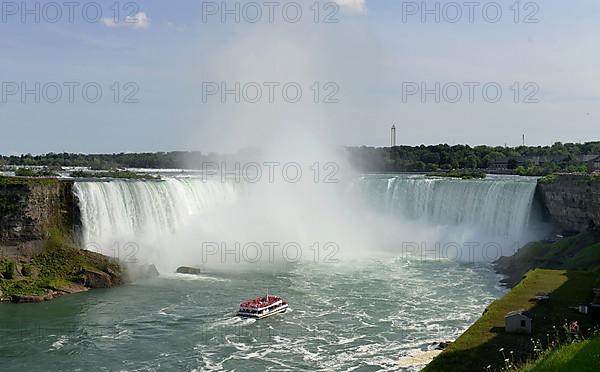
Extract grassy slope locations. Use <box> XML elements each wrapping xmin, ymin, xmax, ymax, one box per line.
<box><xmin>519</xmin><ymin>335</ymin><xmax>600</xmax><ymax>371</ymax></box>
<box><xmin>1</xmin><ymin>229</ymin><xmax>122</xmax><ymax>299</ymax></box>
<box><xmin>495</xmin><ymin>230</ymin><xmax>600</xmax><ymax>287</ymax></box>
<box><xmin>517</xmin><ymin>233</ymin><xmax>600</xmax><ymax>271</ymax></box>
<box><xmin>424</xmin><ymin>269</ymin><xmax>600</xmax><ymax>372</ymax></box>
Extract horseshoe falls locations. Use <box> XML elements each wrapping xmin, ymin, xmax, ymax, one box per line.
<box><xmin>8</xmin><ymin>173</ymin><xmax>545</xmax><ymax>371</ymax></box>
<box><xmin>73</xmin><ymin>174</ymin><xmax>543</xmax><ymax>262</ymax></box>
<box><xmin>353</xmin><ymin>174</ymin><xmax>541</xmax><ymax>241</ymax></box>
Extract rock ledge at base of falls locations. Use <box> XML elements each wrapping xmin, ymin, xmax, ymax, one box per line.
<box><xmin>176</xmin><ymin>266</ymin><xmax>202</xmax><ymax>275</ymax></box>
<box><xmin>0</xmin><ymin>177</ymin><xmax>132</xmax><ymax>304</ymax></box>
<box><xmin>10</xmin><ymin>285</ymin><xmax>88</xmax><ymax>304</ymax></box>
<box><xmin>0</xmin><ymin>177</ymin><xmax>164</xmax><ymax>304</ymax></box>
<box><xmin>1</xmin><ymin>246</ymin><xmax>128</xmax><ymax>303</ymax></box>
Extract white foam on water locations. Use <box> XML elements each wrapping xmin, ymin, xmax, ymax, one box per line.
<box><xmin>49</xmin><ymin>335</ymin><xmax>69</xmax><ymax>351</ymax></box>
<box><xmin>159</xmin><ymin>273</ymin><xmax>229</xmax><ymax>282</ymax></box>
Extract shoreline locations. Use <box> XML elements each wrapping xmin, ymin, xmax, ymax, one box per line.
<box><xmin>398</xmin><ymin>350</ymin><xmax>443</xmax><ymax>369</ymax></box>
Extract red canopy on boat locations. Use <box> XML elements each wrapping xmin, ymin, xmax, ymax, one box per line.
<box><xmin>240</xmin><ymin>296</ymin><xmax>282</xmax><ymax>308</ymax></box>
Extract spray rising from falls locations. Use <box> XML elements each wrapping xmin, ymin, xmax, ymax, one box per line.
<box><xmin>73</xmin><ymin>175</ymin><xmax>542</xmax><ymax>267</ymax></box>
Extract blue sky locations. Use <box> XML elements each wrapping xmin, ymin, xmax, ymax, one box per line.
<box><xmin>0</xmin><ymin>0</ymin><xmax>599</xmax><ymax>154</ymax></box>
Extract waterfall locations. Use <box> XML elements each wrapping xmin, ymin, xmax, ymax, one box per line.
<box><xmin>73</xmin><ymin>174</ymin><xmax>541</xmax><ymax>265</ymax></box>
<box><xmin>354</xmin><ymin>175</ymin><xmax>539</xmax><ymax>240</ymax></box>
<box><xmin>74</xmin><ymin>178</ymin><xmax>238</xmax><ymax>247</ymax></box>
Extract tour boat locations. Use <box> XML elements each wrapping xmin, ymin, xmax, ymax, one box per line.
<box><xmin>237</xmin><ymin>293</ymin><xmax>288</xmax><ymax>319</ymax></box>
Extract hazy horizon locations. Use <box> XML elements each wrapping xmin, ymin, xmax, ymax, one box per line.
<box><xmin>3</xmin><ymin>140</ymin><xmax>600</xmax><ymax>158</ymax></box>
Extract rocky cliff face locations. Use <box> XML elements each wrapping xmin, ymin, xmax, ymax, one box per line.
<box><xmin>536</xmin><ymin>175</ymin><xmax>600</xmax><ymax>234</ymax></box>
<box><xmin>0</xmin><ymin>177</ymin><xmax>158</xmax><ymax>303</ymax></box>
<box><xmin>0</xmin><ymin>178</ymin><xmax>79</xmax><ymax>257</ymax></box>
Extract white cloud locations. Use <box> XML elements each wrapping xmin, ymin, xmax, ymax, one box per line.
<box><xmin>102</xmin><ymin>12</ymin><xmax>150</xmax><ymax>30</ymax></box>
<box><xmin>335</xmin><ymin>0</ymin><xmax>367</xmax><ymax>13</ymax></box>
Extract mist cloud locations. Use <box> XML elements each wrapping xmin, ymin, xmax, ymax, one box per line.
<box><xmin>335</xmin><ymin>0</ymin><xmax>367</xmax><ymax>14</ymax></box>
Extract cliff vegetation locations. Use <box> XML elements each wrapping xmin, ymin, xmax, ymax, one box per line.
<box><xmin>1</xmin><ymin>228</ymin><xmax>123</xmax><ymax>302</ymax></box>
<box><xmin>424</xmin><ymin>269</ymin><xmax>600</xmax><ymax>372</ymax></box>
<box><xmin>0</xmin><ymin>177</ymin><xmax>125</xmax><ymax>303</ymax></box>
<box><xmin>495</xmin><ymin>229</ymin><xmax>600</xmax><ymax>287</ymax></box>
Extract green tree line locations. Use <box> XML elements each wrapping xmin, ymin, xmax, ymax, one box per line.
<box><xmin>344</xmin><ymin>142</ymin><xmax>600</xmax><ymax>174</ymax></box>
<box><xmin>1</xmin><ymin>142</ymin><xmax>599</xmax><ymax>174</ymax></box>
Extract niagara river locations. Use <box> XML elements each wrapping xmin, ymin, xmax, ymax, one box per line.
<box><xmin>0</xmin><ymin>174</ymin><xmax>543</xmax><ymax>371</ymax></box>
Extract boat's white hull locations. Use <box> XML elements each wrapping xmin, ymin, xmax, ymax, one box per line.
<box><xmin>237</xmin><ymin>304</ymin><xmax>289</xmax><ymax>319</ymax></box>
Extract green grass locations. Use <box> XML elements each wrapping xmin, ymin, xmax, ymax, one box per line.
<box><xmin>0</xmin><ymin>229</ymin><xmax>123</xmax><ymax>300</ymax></box>
<box><xmin>0</xmin><ymin>279</ymin><xmax>49</xmax><ymax>296</ymax></box>
<box><xmin>495</xmin><ymin>231</ymin><xmax>600</xmax><ymax>287</ymax></box>
<box><xmin>538</xmin><ymin>174</ymin><xmax>558</xmax><ymax>184</ymax></box>
<box><xmin>519</xmin><ymin>236</ymin><xmax>600</xmax><ymax>271</ymax></box>
<box><xmin>519</xmin><ymin>335</ymin><xmax>600</xmax><ymax>371</ymax></box>
<box><xmin>564</xmin><ymin>244</ymin><xmax>600</xmax><ymax>272</ymax></box>
<box><xmin>539</xmin><ymin>173</ymin><xmax>600</xmax><ymax>185</ymax></box>
<box><xmin>424</xmin><ymin>269</ymin><xmax>600</xmax><ymax>372</ymax></box>
<box><xmin>31</xmin><ymin>230</ymin><xmax>86</xmax><ymax>278</ymax></box>
<box><xmin>0</xmin><ymin>259</ymin><xmax>17</xmax><ymax>279</ymax></box>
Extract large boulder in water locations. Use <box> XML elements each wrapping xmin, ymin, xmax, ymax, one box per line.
<box><xmin>125</xmin><ymin>263</ymin><xmax>160</xmax><ymax>282</ymax></box>
<box><xmin>176</xmin><ymin>266</ymin><xmax>201</xmax><ymax>275</ymax></box>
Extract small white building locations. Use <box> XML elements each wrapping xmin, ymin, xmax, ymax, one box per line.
<box><xmin>505</xmin><ymin>309</ymin><xmax>533</xmax><ymax>334</ymax></box>
<box><xmin>579</xmin><ymin>304</ymin><xmax>589</xmax><ymax>315</ymax></box>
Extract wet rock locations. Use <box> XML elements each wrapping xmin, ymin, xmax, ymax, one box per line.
<box><xmin>58</xmin><ymin>283</ymin><xmax>88</xmax><ymax>294</ymax></box>
<box><xmin>11</xmin><ymin>294</ymin><xmax>45</xmax><ymax>303</ymax></box>
<box><xmin>434</xmin><ymin>341</ymin><xmax>452</xmax><ymax>350</ymax></box>
<box><xmin>126</xmin><ymin>263</ymin><xmax>160</xmax><ymax>282</ymax></box>
<box><xmin>176</xmin><ymin>266</ymin><xmax>201</xmax><ymax>275</ymax></box>
<box><xmin>44</xmin><ymin>291</ymin><xmax>61</xmax><ymax>301</ymax></box>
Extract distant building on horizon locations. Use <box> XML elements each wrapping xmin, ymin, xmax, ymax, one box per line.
<box><xmin>391</xmin><ymin>125</ymin><xmax>396</xmax><ymax>147</ymax></box>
